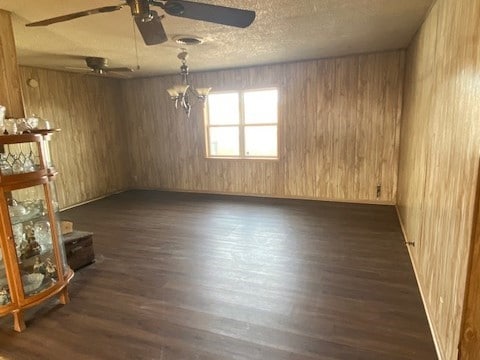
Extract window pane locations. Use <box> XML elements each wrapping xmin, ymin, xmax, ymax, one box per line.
<box><xmin>244</xmin><ymin>89</ymin><xmax>278</xmax><ymax>124</ymax></box>
<box><xmin>245</xmin><ymin>126</ymin><xmax>277</xmax><ymax>157</ymax></box>
<box><xmin>207</xmin><ymin>93</ymin><xmax>239</xmax><ymax>125</ymax></box>
<box><xmin>209</xmin><ymin>127</ymin><xmax>239</xmax><ymax>156</ymax></box>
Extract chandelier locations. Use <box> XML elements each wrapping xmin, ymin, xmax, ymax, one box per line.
<box><xmin>166</xmin><ymin>51</ymin><xmax>211</xmax><ymax>118</ymax></box>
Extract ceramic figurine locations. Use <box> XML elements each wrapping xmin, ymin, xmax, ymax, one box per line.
<box><xmin>44</xmin><ymin>258</ymin><xmax>56</xmax><ymax>278</ymax></box>
<box><xmin>18</xmin><ymin>239</ymin><xmax>28</xmax><ymax>256</ymax></box>
<box><xmin>21</xmin><ymin>237</ymin><xmax>41</xmax><ymax>260</ymax></box>
<box><xmin>33</xmin><ymin>256</ymin><xmax>43</xmax><ymax>273</ymax></box>
<box><xmin>0</xmin><ymin>286</ymin><xmax>10</xmax><ymax>305</ymax></box>
<box><xmin>24</xmin><ymin>222</ymin><xmax>35</xmax><ymax>240</ymax></box>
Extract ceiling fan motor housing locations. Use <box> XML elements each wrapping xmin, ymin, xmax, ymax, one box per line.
<box><xmin>86</xmin><ymin>57</ymin><xmax>108</xmax><ymax>70</ymax></box>
<box><xmin>164</xmin><ymin>1</ymin><xmax>185</xmax><ymax>16</ymax></box>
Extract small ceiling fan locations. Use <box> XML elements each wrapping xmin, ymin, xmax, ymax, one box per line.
<box><xmin>66</xmin><ymin>57</ymin><xmax>134</xmax><ymax>76</ymax></box>
<box><xmin>26</xmin><ymin>0</ymin><xmax>256</xmax><ymax>46</ymax></box>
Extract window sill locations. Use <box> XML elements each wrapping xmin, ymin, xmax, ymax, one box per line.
<box><xmin>205</xmin><ymin>156</ymin><xmax>279</xmax><ymax>161</ymax></box>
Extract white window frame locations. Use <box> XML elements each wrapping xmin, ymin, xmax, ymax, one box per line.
<box><xmin>205</xmin><ymin>88</ymin><xmax>279</xmax><ymax>159</ymax></box>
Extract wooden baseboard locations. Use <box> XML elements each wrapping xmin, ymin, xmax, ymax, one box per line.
<box><xmin>395</xmin><ymin>205</ymin><xmax>444</xmax><ymax>360</ymax></box>
<box><xmin>131</xmin><ymin>187</ymin><xmax>396</xmax><ymax>206</ymax></box>
<box><xmin>59</xmin><ymin>190</ymin><xmax>126</xmax><ymax>211</ymax></box>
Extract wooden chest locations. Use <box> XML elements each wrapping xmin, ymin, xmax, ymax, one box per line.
<box><xmin>63</xmin><ymin>231</ymin><xmax>95</xmax><ymax>271</ymax></box>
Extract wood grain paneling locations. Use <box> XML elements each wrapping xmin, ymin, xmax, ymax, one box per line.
<box><xmin>0</xmin><ymin>10</ymin><xmax>24</xmax><ymax>118</ymax></box>
<box><xmin>19</xmin><ymin>67</ymin><xmax>129</xmax><ymax>209</ymax></box>
<box><xmin>460</xmin><ymin>167</ymin><xmax>480</xmax><ymax>359</ymax></box>
<box><xmin>397</xmin><ymin>0</ymin><xmax>480</xmax><ymax>358</ymax></box>
<box><xmin>123</xmin><ymin>52</ymin><xmax>404</xmax><ymax>204</ymax></box>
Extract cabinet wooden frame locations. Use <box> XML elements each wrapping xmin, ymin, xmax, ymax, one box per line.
<box><xmin>459</xmin><ymin>163</ymin><xmax>480</xmax><ymax>359</ymax></box>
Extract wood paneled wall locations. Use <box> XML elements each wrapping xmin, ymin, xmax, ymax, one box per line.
<box><xmin>0</xmin><ymin>10</ymin><xmax>24</xmax><ymax>118</ymax></box>
<box><xmin>122</xmin><ymin>51</ymin><xmax>404</xmax><ymax>204</ymax></box>
<box><xmin>460</xmin><ymin>171</ymin><xmax>480</xmax><ymax>359</ymax></box>
<box><xmin>397</xmin><ymin>0</ymin><xmax>480</xmax><ymax>358</ymax></box>
<box><xmin>20</xmin><ymin>67</ymin><xmax>129</xmax><ymax>209</ymax></box>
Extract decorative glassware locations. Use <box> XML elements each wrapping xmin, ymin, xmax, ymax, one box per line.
<box><xmin>3</xmin><ymin>119</ymin><xmax>16</xmax><ymax>135</ymax></box>
<box><xmin>15</xmin><ymin>119</ymin><xmax>29</xmax><ymax>133</ymax></box>
<box><xmin>12</xmin><ymin>223</ymin><xmax>24</xmax><ymax>245</ymax></box>
<box><xmin>0</xmin><ymin>106</ymin><xmax>5</xmax><ymax>133</ymax></box>
<box><xmin>34</xmin><ymin>220</ymin><xmax>52</xmax><ymax>251</ymax></box>
<box><xmin>7</xmin><ymin>185</ymin><xmax>59</xmax><ymax>297</ymax></box>
<box><xmin>11</xmin><ymin>158</ymin><xmax>24</xmax><ymax>174</ymax></box>
<box><xmin>26</xmin><ymin>115</ymin><xmax>39</xmax><ymax>129</ymax></box>
<box><xmin>0</xmin><ymin>154</ymin><xmax>12</xmax><ymax>175</ymax></box>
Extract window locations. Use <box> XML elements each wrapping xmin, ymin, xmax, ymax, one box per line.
<box><xmin>206</xmin><ymin>88</ymin><xmax>278</xmax><ymax>158</ymax></box>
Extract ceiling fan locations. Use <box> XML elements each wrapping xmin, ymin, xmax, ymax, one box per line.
<box><xmin>66</xmin><ymin>57</ymin><xmax>134</xmax><ymax>76</ymax></box>
<box><xmin>26</xmin><ymin>0</ymin><xmax>256</xmax><ymax>46</ymax></box>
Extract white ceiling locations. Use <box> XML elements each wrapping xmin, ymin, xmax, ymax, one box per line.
<box><xmin>0</xmin><ymin>0</ymin><xmax>433</xmax><ymax>77</ymax></box>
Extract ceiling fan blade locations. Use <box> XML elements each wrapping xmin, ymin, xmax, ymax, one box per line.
<box><xmin>108</xmin><ymin>71</ymin><xmax>134</xmax><ymax>78</ymax></box>
<box><xmin>135</xmin><ymin>10</ymin><xmax>168</xmax><ymax>45</ymax></box>
<box><xmin>106</xmin><ymin>67</ymin><xmax>134</xmax><ymax>72</ymax></box>
<box><xmin>159</xmin><ymin>0</ymin><xmax>255</xmax><ymax>28</ymax></box>
<box><xmin>26</xmin><ymin>5</ymin><xmax>123</xmax><ymax>27</ymax></box>
<box><xmin>65</xmin><ymin>66</ymin><xmax>90</xmax><ymax>71</ymax></box>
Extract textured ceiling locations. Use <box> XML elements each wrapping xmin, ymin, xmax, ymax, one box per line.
<box><xmin>0</xmin><ymin>0</ymin><xmax>433</xmax><ymax>77</ymax></box>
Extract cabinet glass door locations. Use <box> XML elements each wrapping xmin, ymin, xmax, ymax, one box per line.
<box><xmin>0</xmin><ymin>140</ymin><xmax>42</xmax><ymax>176</ymax></box>
<box><xmin>0</xmin><ymin>244</ymin><xmax>10</xmax><ymax>306</ymax></box>
<box><xmin>7</xmin><ymin>184</ymin><xmax>59</xmax><ymax>298</ymax></box>
<box><xmin>48</xmin><ymin>182</ymin><xmax>69</xmax><ymax>274</ymax></box>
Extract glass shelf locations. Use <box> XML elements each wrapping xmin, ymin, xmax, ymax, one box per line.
<box><xmin>10</xmin><ymin>207</ymin><xmax>44</xmax><ymax>225</ymax></box>
<box><xmin>21</xmin><ymin>274</ymin><xmax>55</xmax><ymax>298</ymax></box>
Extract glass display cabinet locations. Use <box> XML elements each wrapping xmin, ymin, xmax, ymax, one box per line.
<box><xmin>0</xmin><ymin>132</ymin><xmax>73</xmax><ymax>331</ymax></box>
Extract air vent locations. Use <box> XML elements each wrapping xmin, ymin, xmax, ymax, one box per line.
<box><xmin>173</xmin><ymin>35</ymin><xmax>204</xmax><ymax>46</ymax></box>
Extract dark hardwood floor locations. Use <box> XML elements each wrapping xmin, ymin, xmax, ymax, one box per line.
<box><xmin>0</xmin><ymin>191</ymin><xmax>437</xmax><ymax>359</ymax></box>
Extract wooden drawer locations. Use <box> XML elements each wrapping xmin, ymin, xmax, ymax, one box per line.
<box><xmin>63</xmin><ymin>231</ymin><xmax>95</xmax><ymax>271</ymax></box>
